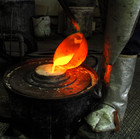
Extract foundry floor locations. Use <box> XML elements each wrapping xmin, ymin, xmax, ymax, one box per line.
<box><xmin>0</xmin><ymin>33</ymin><xmax>140</xmax><ymax>139</ymax></box>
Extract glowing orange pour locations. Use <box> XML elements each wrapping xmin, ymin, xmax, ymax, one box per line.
<box><xmin>52</xmin><ymin>32</ymin><xmax>88</xmax><ymax>72</ymax></box>
<box><xmin>52</xmin><ymin>53</ymin><xmax>74</xmax><ymax>73</ymax></box>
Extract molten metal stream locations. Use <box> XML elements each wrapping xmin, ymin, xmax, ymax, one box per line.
<box><xmin>52</xmin><ymin>54</ymin><xmax>74</xmax><ymax>73</ymax></box>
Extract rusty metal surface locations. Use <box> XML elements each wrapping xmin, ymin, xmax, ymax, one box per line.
<box><xmin>3</xmin><ymin>58</ymin><xmax>98</xmax><ymax>99</ymax></box>
<box><xmin>2</xmin><ymin>58</ymin><xmax>98</xmax><ymax>139</ymax></box>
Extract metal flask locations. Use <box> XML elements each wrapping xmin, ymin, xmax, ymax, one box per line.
<box><xmin>3</xmin><ymin>57</ymin><xmax>98</xmax><ymax>139</ymax></box>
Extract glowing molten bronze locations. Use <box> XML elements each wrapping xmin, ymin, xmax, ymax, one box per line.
<box><xmin>52</xmin><ymin>53</ymin><xmax>74</xmax><ymax>73</ymax></box>
<box><xmin>36</xmin><ymin>64</ymin><xmax>66</xmax><ymax>76</ymax></box>
<box><xmin>52</xmin><ymin>32</ymin><xmax>88</xmax><ymax>72</ymax></box>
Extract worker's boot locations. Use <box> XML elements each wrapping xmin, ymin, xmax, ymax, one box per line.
<box><xmin>85</xmin><ymin>54</ymin><xmax>137</xmax><ymax>132</ymax></box>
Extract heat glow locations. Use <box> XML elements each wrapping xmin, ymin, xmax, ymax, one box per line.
<box><xmin>52</xmin><ymin>53</ymin><xmax>74</xmax><ymax>73</ymax></box>
<box><xmin>52</xmin><ymin>32</ymin><xmax>88</xmax><ymax>72</ymax></box>
<box><xmin>104</xmin><ymin>64</ymin><xmax>112</xmax><ymax>85</ymax></box>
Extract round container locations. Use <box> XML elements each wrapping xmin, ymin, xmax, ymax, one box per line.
<box><xmin>3</xmin><ymin>58</ymin><xmax>98</xmax><ymax>139</ymax></box>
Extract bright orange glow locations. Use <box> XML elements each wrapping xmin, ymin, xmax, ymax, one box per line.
<box><xmin>36</xmin><ymin>64</ymin><xmax>66</xmax><ymax>76</ymax></box>
<box><xmin>104</xmin><ymin>65</ymin><xmax>112</xmax><ymax>85</ymax></box>
<box><xmin>52</xmin><ymin>32</ymin><xmax>88</xmax><ymax>72</ymax></box>
<box><xmin>52</xmin><ymin>53</ymin><xmax>74</xmax><ymax>73</ymax></box>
